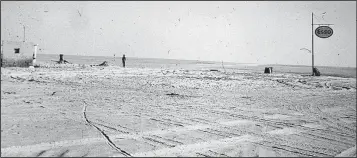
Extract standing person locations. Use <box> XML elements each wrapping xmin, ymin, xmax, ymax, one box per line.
<box><xmin>122</xmin><ymin>54</ymin><xmax>126</xmax><ymax>68</ymax></box>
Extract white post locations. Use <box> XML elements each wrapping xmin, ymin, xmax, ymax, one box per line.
<box><xmin>32</xmin><ymin>44</ymin><xmax>38</xmax><ymax>66</ymax></box>
<box><xmin>1</xmin><ymin>41</ymin><xmax>3</xmax><ymax>53</ymax></box>
<box><xmin>23</xmin><ymin>26</ymin><xmax>26</xmax><ymax>43</ymax></box>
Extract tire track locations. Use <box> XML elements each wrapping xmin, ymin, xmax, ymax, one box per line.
<box><xmin>196</xmin><ymin>152</ymin><xmax>211</xmax><ymax>157</ymax></box>
<box><xmin>291</xmin><ymin>103</ymin><xmax>356</xmax><ymax>138</ymax></box>
<box><xmin>160</xmin><ymin>118</ymin><xmax>191</xmax><ymax>126</ymax></box>
<box><xmin>158</xmin><ymin>110</ymin><xmax>267</xmax><ymax>138</ymax></box>
<box><xmin>197</xmin><ymin>129</ymin><xmax>231</xmax><ymax>138</ymax></box>
<box><xmin>204</xmin><ymin>108</ymin><xmax>356</xmax><ymax>148</ymax></box>
<box><xmin>282</xmin><ymin>134</ymin><xmax>349</xmax><ymax>154</ymax></box>
<box><xmin>92</xmin><ymin>122</ymin><xmax>130</xmax><ymax>134</ymax></box>
<box><xmin>150</xmin><ymin>135</ymin><xmax>184</xmax><ymax>146</ymax></box>
<box><xmin>94</xmin><ymin>118</ymin><xmax>137</xmax><ymax>133</ymax></box>
<box><xmin>209</xmin><ymin>128</ymin><xmax>243</xmax><ymax>137</ymax></box>
<box><xmin>170</xmin><ymin>113</ymin><xmax>258</xmax><ymax>139</ymax></box>
<box><xmin>141</xmin><ymin>136</ymin><xmax>176</xmax><ymax>148</ymax></box>
<box><xmin>335</xmin><ymin>146</ymin><xmax>357</xmax><ymax>157</ymax></box>
<box><xmin>82</xmin><ymin>101</ymin><xmax>132</xmax><ymax>157</ymax></box>
<box><xmin>163</xmin><ymin>114</ymin><xmax>254</xmax><ymax>137</ymax></box>
<box><xmin>208</xmin><ymin>149</ymin><xmax>230</xmax><ymax>157</ymax></box>
<box><xmin>128</xmin><ymin>134</ymin><xmax>261</xmax><ymax>157</ymax></box>
<box><xmin>2</xmin><ymin>103</ymin><xmax>351</xmax><ymax>157</ymax></box>
<box><xmin>297</xmin><ymin>132</ymin><xmax>353</xmax><ymax>147</ymax></box>
<box><xmin>253</xmin><ymin>142</ymin><xmax>313</xmax><ymax>157</ymax></box>
<box><xmin>296</xmin><ymin>102</ymin><xmax>356</xmax><ymax>138</ymax></box>
<box><xmin>255</xmin><ymin>130</ymin><xmax>346</xmax><ymax>157</ymax></box>
<box><xmin>208</xmin><ymin>108</ymin><xmax>355</xmax><ymax>139</ymax></box>
<box><xmin>0</xmin><ymin>118</ymin><xmax>211</xmax><ymax>155</ymax></box>
<box><xmin>149</xmin><ymin>118</ymin><xmax>184</xmax><ymax>127</ymax></box>
<box><xmin>35</xmin><ymin>150</ymin><xmax>47</xmax><ymax>157</ymax></box>
<box><xmin>314</xmin><ymin>105</ymin><xmax>356</xmax><ymax>135</ymax></box>
<box><xmin>253</xmin><ymin>141</ymin><xmax>333</xmax><ymax>157</ymax></box>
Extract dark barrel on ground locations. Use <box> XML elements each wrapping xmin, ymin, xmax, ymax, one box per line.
<box><xmin>264</xmin><ymin>67</ymin><xmax>273</xmax><ymax>73</ymax></box>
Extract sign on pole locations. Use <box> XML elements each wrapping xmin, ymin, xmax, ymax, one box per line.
<box><xmin>315</xmin><ymin>26</ymin><xmax>333</xmax><ymax>38</ymax></box>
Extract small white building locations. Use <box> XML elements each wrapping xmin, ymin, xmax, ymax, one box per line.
<box><xmin>1</xmin><ymin>41</ymin><xmax>38</xmax><ymax>67</ymax></box>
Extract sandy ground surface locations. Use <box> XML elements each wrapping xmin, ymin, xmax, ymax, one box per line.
<box><xmin>1</xmin><ymin>65</ymin><xmax>356</xmax><ymax>157</ymax></box>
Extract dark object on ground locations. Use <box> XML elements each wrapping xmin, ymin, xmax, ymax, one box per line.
<box><xmin>90</xmin><ymin>61</ymin><xmax>109</xmax><ymax>67</ymax></box>
<box><xmin>51</xmin><ymin>54</ymin><xmax>71</xmax><ymax>64</ymax></box>
<box><xmin>166</xmin><ymin>93</ymin><xmax>179</xmax><ymax>96</ymax></box>
<box><xmin>264</xmin><ymin>67</ymin><xmax>273</xmax><ymax>73</ymax></box>
<box><xmin>24</xmin><ymin>100</ymin><xmax>31</xmax><ymax>104</ymax></box>
<box><xmin>52</xmin><ymin>60</ymin><xmax>71</xmax><ymax>64</ymax></box>
<box><xmin>58</xmin><ymin>54</ymin><xmax>70</xmax><ymax>64</ymax></box>
<box><xmin>210</xmin><ymin>69</ymin><xmax>219</xmax><ymax>71</ymax></box>
<box><xmin>3</xmin><ymin>91</ymin><xmax>16</xmax><ymax>94</ymax></box>
<box><xmin>62</xmin><ymin>60</ymin><xmax>71</xmax><ymax>64</ymax></box>
<box><xmin>313</xmin><ymin>67</ymin><xmax>321</xmax><ymax>76</ymax></box>
<box><xmin>98</xmin><ymin>61</ymin><xmax>109</xmax><ymax>66</ymax></box>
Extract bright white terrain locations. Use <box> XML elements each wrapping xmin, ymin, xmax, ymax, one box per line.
<box><xmin>1</xmin><ymin>66</ymin><xmax>356</xmax><ymax>157</ymax></box>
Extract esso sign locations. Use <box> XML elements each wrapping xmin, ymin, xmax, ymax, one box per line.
<box><xmin>315</xmin><ymin>26</ymin><xmax>333</xmax><ymax>38</ymax></box>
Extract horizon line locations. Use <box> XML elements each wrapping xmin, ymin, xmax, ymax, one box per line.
<box><xmin>36</xmin><ymin>53</ymin><xmax>356</xmax><ymax>68</ymax></box>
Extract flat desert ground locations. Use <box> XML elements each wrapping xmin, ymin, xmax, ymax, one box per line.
<box><xmin>1</xmin><ymin>65</ymin><xmax>356</xmax><ymax>157</ymax></box>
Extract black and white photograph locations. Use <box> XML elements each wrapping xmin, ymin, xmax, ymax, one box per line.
<box><xmin>1</xmin><ymin>1</ymin><xmax>356</xmax><ymax>157</ymax></box>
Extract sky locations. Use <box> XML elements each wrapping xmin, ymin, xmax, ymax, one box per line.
<box><xmin>1</xmin><ymin>1</ymin><xmax>356</xmax><ymax>67</ymax></box>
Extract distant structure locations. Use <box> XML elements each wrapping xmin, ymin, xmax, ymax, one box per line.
<box><xmin>264</xmin><ymin>67</ymin><xmax>273</xmax><ymax>74</ymax></box>
<box><xmin>1</xmin><ymin>41</ymin><xmax>38</xmax><ymax>67</ymax></box>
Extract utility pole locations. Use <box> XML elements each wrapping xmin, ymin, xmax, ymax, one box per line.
<box><xmin>311</xmin><ymin>12</ymin><xmax>334</xmax><ymax>76</ymax></box>
<box><xmin>311</xmin><ymin>12</ymin><xmax>314</xmax><ymax>76</ymax></box>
